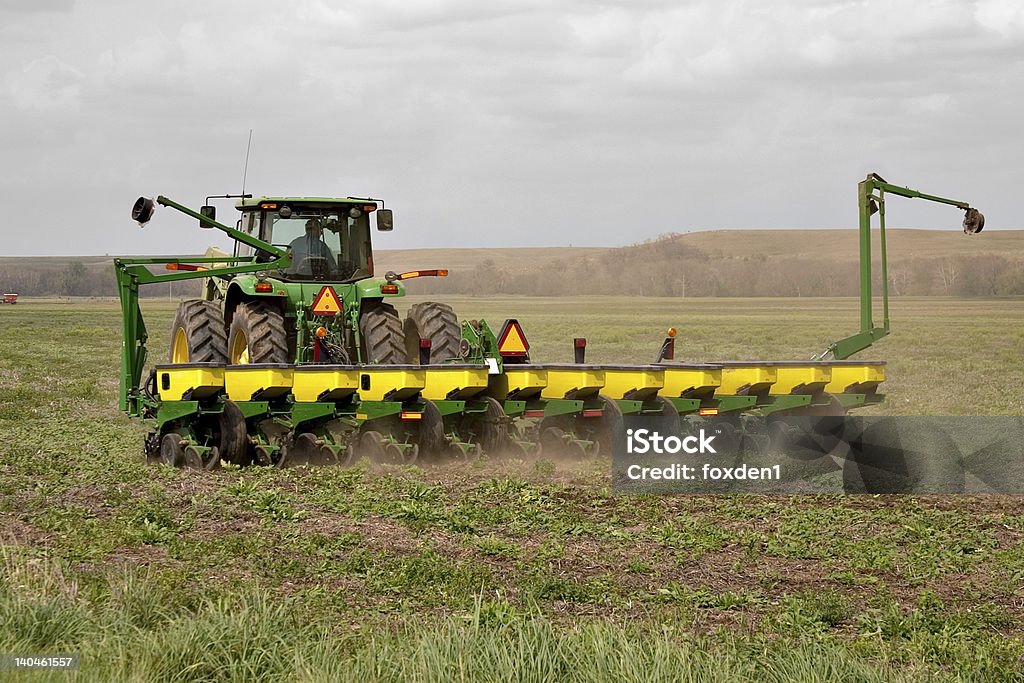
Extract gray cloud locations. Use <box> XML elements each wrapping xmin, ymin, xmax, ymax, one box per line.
<box><xmin>1</xmin><ymin>0</ymin><xmax>1022</xmax><ymax>256</ymax></box>
<box><xmin>0</xmin><ymin>0</ymin><xmax>74</xmax><ymax>13</ymax></box>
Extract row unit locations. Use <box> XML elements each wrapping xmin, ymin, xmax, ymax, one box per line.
<box><xmin>155</xmin><ymin>360</ymin><xmax>886</xmax><ymax>405</ymax></box>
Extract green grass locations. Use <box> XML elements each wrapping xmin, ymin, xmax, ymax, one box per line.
<box><xmin>0</xmin><ymin>554</ymin><xmax>962</xmax><ymax>682</ymax></box>
<box><xmin>1</xmin><ymin>296</ymin><xmax>1023</xmax><ymax>681</ymax></box>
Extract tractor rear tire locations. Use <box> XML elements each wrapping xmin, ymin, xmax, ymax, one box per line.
<box><xmin>403</xmin><ymin>302</ymin><xmax>460</xmax><ymax>363</ymax></box>
<box><xmin>360</xmin><ymin>303</ymin><xmax>406</xmax><ymax>364</ymax></box>
<box><xmin>228</xmin><ymin>300</ymin><xmax>289</xmax><ymax>364</ymax></box>
<box><xmin>169</xmin><ymin>300</ymin><xmax>228</xmax><ymax>363</ymax></box>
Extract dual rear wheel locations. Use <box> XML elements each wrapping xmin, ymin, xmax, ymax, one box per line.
<box><xmin>165</xmin><ymin>298</ymin><xmax>464</xmax><ymax>467</ymax></box>
<box><xmin>169</xmin><ymin>298</ymin><xmax>288</xmax><ymax>365</ymax></box>
<box><xmin>169</xmin><ymin>298</ymin><xmax>462</xmax><ymax>367</ymax></box>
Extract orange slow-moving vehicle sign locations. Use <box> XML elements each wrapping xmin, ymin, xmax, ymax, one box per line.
<box><xmin>496</xmin><ymin>318</ymin><xmax>529</xmax><ymax>357</ymax></box>
<box><xmin>310</xmin><ymin>286</ymin><xmax>342</xmax><ymax>316</ymax></box>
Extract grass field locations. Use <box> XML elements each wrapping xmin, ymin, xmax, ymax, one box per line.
<box><xmin>1</xmin><ymin>296</ymin><xmax>1023</xmax><ymax>681</ymax></box>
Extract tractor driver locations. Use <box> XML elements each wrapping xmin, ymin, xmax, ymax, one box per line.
<box><xmin>287</xmin><ymin>218</ymin><xmax>337</xmax><ymax>277</ymax></box>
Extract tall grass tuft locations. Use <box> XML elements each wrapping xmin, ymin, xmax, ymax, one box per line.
<box><xmin>0</xmin><ymin>551</ymin><xmax>1016</xmax><ymax>682</ymax></box>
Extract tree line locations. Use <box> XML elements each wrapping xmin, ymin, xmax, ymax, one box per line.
<box><xmin>0</xmin><ymin>261</ymin><xmax>199</xmax><ymax>298</ymax></box>
<box><xmin>2</xmin><ymin>237</ymin><xmax>1022</xmax><ymax>298</ymax></box>
<box><xmin>414</xmin><ymin>235</ymin><xmax>1024</xmax><ymax>298</ymax></box>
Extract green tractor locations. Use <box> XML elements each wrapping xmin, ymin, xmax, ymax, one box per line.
<box><xmin>127</xmin><ymin>194</ymin><xmax>461</xmax><ymax>375</ymax></box>
<box><xmin>112</xmin><ymin>173</ymin><xmax>985</xmax><ymax>480</ymax></box>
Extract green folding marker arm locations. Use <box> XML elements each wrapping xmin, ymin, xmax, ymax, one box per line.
<box><xmin>818</xmin><ymin>173</ymin><xmax>980</xmax><ymax>360</ymax></box>
<box><xmin>113</xmin><ymin>196</ymin><xmax>291</xmax><ymax>416</ymax></box>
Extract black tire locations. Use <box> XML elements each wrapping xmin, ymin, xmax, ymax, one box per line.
<box><xmin>203</xmin><ymin>448</ymin><xmax>221</xmax><ymax>471</ymax></box>
<box><xmin>217</xmin><ymin>401</ymin><xmax>252</xmax><ymax>465</ymax></box>
<box><xmin>474</xmin><ymin>396</ymin><xmax>508</xmax><ymax>454</ymax></box>
<box><xmin>359</xmin><ymin>303</ymin><xmax>406</xmax><ymax>364</ymax></box>
<box><xmin>539</xmin><ymin>425</ymin><xmax>567</xmax><ymax>457</ymax></box>
<box><xmin>357</xmin><ymin>431</ymin><xmax>387</xmax><ymax>462</ymax></box>
<box><xmin>337</xmin><ymin>443</ymin><xmax>357</xmax><ymax>468</ymax></box>
<box><xmin>279</xmin><ymin>433</ymin><xmax>337</xmax><ymax>468</ymax></box>
<box><xmin>228</xmin><ymin>300</ymin><xmax>288</xmax><ymax>364</ymax></box>
<box><xmin>182</xmin><ymin>445</ymin><xmax>204</xmax><ymax>469</ymax></box>
<box><xmin>594</xmin><ymin>395</ymin><xmax>623</xmax><ymax>455</ymax></box>
<box><xmin>417</xmin><ymin>400</ymin><xmax>448</xmax><ymax>458</ymax></box>
<box><xmin>542</xmin><ymin>427</ymin><xmax>588</xmax><ymax>460</ymax></box>
<box><xmin>355</xmin><ymin>430</ymin><xmax>409</xmax><ymax>464</ymax></box>
<box><xmin>169</xmin><ymin>300</ymin><xmax>227</xmax><ymax>363</ymax></box>
<box><xmin>159</xmin><ymin>433</ymin><xmax>185</xmax><ymax>467</ymax></box>
<box><xmin>656</xmin><ymin>396</ymin><xmax>682</xmax><ymax>436</ymax></box>
<box><xmin>537</xmin><ymin>416</ymin><xmax>570</xmax><ymax>457</ymax></box>
<box><xmin>403</xmin><ymin>302</ymin><xmax>460</xmax><ymax>363</ymax></box>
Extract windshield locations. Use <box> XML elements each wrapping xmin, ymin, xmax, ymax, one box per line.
<box><xmin>264</xmin><ymin>207</ymin><xmax>372</xmax><ymax>282</ymax></box>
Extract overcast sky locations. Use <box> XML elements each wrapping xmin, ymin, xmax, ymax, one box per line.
<box><xmin>2</xmin><ymin>0</ymin><xmax>1022</xmax><ymax>256</ymax></box>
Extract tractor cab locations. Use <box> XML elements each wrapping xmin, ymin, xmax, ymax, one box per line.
<box><xmin>233</xmin><ymin>197</ymin><xmax>391</xmax><ymax>283</ymax></box>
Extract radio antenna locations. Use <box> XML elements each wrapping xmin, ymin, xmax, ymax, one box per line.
<box><xmin>241</xmin><ymin>129</ymin><xmax>253</xmax><ymax>197</ymax></box>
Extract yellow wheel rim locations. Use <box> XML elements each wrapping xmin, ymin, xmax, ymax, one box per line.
<box><xmin>230</xmin><ymin>332</ymin><xmax>251</xmax><ymax>365</ymax></box>
<box><xmin>171</xmin><ymin>328</ymin><xmax>189</xmax><ymax>363</ymax></box>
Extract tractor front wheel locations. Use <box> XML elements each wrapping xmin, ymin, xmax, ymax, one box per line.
<box><xmin>228</xmin><ymin>301</ymin><xmax>289</xmax><ymax>364</ymax></box>
<box><xmin>169</xmin><ymin>300</ymin><xmax>228</xmax><ymax>363</ymax></box>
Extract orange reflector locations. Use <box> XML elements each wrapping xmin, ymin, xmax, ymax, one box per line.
<box><xmin>582</xmin><ymin>409</ymin><xmax>604</xmax><ymax>418</ymax></box>
<box><xmin>496</xmin><ymin>319</ymin><xmax>530</xmax><ymax>357</ymax></box>
<box><xmin>260</xmin><ymin>202</ymin><xmax>278</xmax><ymax>210</ymax></box>
<box><xmin>362</xmin><ymin>205</ymin><xmax>377</xmax><ymax>212</ymax></box>
<box><xmin>667</xmin><ymin>327</ymin><xmax>677</xmax><ymax>338</ymax></box>
<box><xmin>315</xmin><ymin>326</ymin><xmax>328</xmax><ymax>338</ymax></box>
<box><xmin>398</xmin><ymin>269</ymin><xmax>448</xmax><ymax>280</ymax></box>
<box><xmin>255</xmin><ymin>282</ymin><xmax>272</xmax><ymax>293</ymax></box>
<box><xmin>381</xmin><ymin>284</ymin><xmax>399</xmax><ymax>294</ymax></box>
<box><xmin>698</xmin><ymin>408</ymin><xmax>719</xmax><ymax>416</ymax></box>
<box><xmin>310</xmin><ymin>286</ymin><xmax>342</xmax><ymax>316</ymax></box>
<box><xmin>400</xmin><ymin>412</ymin><xmax>423</xmax><ymax>421</ymax></box>
<box><xmin>165</xmin><ymin>263</ymin><xmax>206</xmax><ymax>272</ymax></box>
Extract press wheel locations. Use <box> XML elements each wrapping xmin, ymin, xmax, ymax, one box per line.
<box><xmin>279</xmin><ymin>433</ymin><xmax>337</xmax><ymax>468</ymax></box>
<box><xmin>159</xmin><ymin>433</ymin><xmax>185</xmax><ymax>467</ymax></box>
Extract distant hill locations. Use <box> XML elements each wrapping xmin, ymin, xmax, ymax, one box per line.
<box><xmin>678</xmin><ymin>228</ymin><xmax>1024</xmax><ymax>261</ymax></box>
<box><xmin>377</xmin><ymin>229</ymin><xmax>1024</xmax><ymax>298</ymax></box>
<box><xmin>375</xmin><ymin>229</ymin><xmax>1024</xmax><ymax>273</ymax></box>
<box><xmin>3</xmin><ymin>229</ymin><xmax>1023</xmax><ymax>297</ymax></box>
<box><xmin>373</xmin><ymin>246</ymin><xmax>607</xmax><ymax>275</ymax></box>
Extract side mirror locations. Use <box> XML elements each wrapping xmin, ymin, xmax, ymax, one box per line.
<box><xmin>199</xmin><ymin>205</ymin><xmax>216</xmax><ymax>229</ymax></box>
<box><xmin>376</xmin><ymin>208</ymin><xmax>394</xmax><ymax>231</ymax></box>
